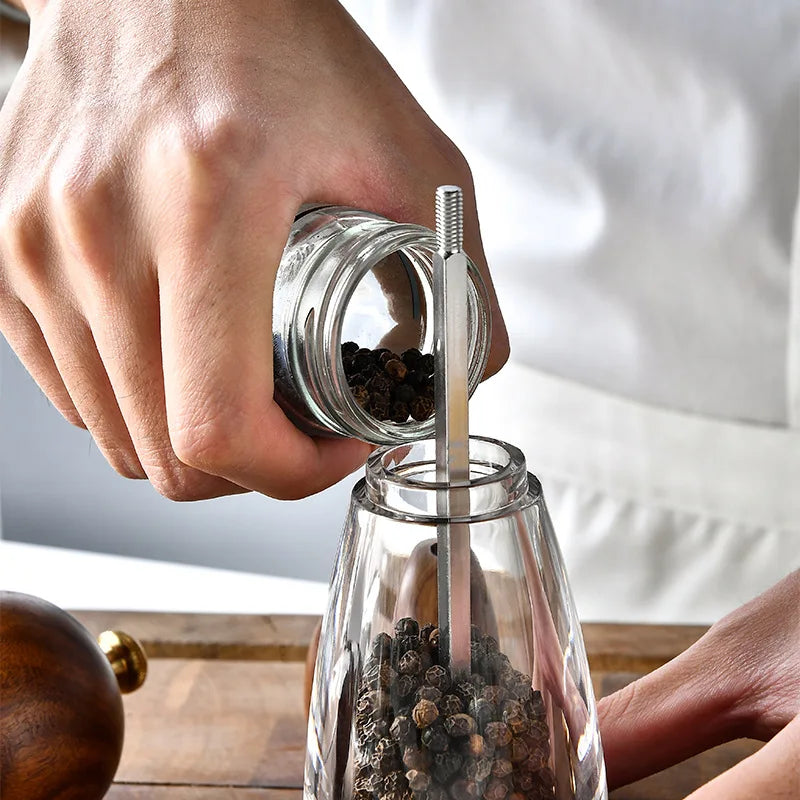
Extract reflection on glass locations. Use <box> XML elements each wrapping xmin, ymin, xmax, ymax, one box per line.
<box><xmin>305</xmin><ymin>438</ymin><xmax>607</xmax><ymax>800</ymax></box>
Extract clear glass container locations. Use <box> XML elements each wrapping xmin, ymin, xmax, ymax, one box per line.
<box><xmin>273</xmin><ymin>206</ymin><xmax>491</xmax><ymax>443</ymax></box>
<box><xmin>305</xmin><ymin>437</ymin><xmax>607</xmax><ymax>800</ymax></box>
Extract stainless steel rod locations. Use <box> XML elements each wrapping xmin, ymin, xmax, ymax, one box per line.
<box><xmin>434</xmin><ymin>185</ymin><xmax>471</xmax><ymax>678</ymax></box>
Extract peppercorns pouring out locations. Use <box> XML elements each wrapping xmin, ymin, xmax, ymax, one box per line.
<box><xmin>341</xmin><ymin>342</ymin><xmax>435</xmax><ymax>423</ymax></box>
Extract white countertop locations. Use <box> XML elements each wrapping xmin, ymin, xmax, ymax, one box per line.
<box><xmin>0</xmin><ymin>540</ymin><xmax>328</xmax><ymax>614</ymax></box>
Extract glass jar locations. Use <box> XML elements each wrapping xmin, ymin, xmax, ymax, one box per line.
<box><xmin>305</xmin><ymin>437</ymin><xmax>607</xmax><ymax>800</ymax></box>
<box><xmin>273</xmin><ymin>206</ymin><xmax>491</xmax><ymax>443</ymax></box>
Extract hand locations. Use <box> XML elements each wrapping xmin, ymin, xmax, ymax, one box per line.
<box><xmin>598</xmin><ymin>569</ymin><xmax>800</xmax><ymax>799</ymax></box>
<box><xmin>0</xmin><ymin>0</ymin><xmax>508</xmax><ymax>501</ymax></box>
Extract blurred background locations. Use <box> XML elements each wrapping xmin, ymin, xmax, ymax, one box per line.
<box><xmin>2</xmin><ymin>2</ymin><xmax>798</xmax><ymax>625</ymax></box>
<box><xmin>0</xmin><ymin>336</ymin><xmax>351</xmax><ymax>584</ymax></box>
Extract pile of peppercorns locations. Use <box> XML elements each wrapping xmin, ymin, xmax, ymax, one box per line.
<box><xmin>341</xmin><ymin>343</ymin><xmax>436</xmax><ymax>423</ymax></box>
<box><xmin>354</xmin><ymin>619</ymin><xmax>554</xmax><ymax>800</ymax></box>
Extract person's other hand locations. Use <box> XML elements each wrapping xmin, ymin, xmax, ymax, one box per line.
<box><xmin>0</xmin><ymin>0</ymin><xmax>508</xmax><ymax>501</ymax></box>
<box><xmin>599</xmin><ymin>569</ymin><xmax>800</xmax><ymax>799</ymax></box>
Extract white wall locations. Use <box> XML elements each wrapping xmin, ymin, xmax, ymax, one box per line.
<box><xmin>0</xmin><ymin>337</ymin><xmax>355</xmax><ymax>582</ymax></box>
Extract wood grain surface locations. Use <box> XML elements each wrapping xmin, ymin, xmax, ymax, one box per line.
<box><xmin>72</xmin><ymin>611</ymin><xmax>706</xmax><ymax>673</ymax></box>
<box><xmin>61</xmin><ymin>611</ymin><xmax>757</xmax><ymax>799</ymax></box>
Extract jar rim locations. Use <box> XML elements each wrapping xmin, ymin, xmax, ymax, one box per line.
<box><xmin>361</xmin><ymin>436</ymin><xmax>538</xmax><ymax>522</ymax></box>
<box><xmin>320</xmin><ymin>218</ymin><xmax>490</xmax><ymax>443</ymax></box>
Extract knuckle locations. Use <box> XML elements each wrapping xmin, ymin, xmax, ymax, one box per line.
<box><xmin>49</xmin><ymin>163</ymin><xmax>117</xmax><ymax>285</ymax></box>
<box><xmin>149</xmin><ymin>466</ymin><xmax>224</xmax><ymax>502</ymax></box>
<box><xmin>0</xmin><ymin>206</ymin><xmax>47</xmax><ymax>284</ymax></box>
<box><xmin>159</xmin><ymin>114</ymin><xmax>261</xmax><ymax>196</ymax></box>
<box><xmin>50</xmin><ymin>161</ymin><xmax>110</xmax><ymax>224</ymax></box>
<box><xmin>169</xmin><ymin>410</ymin><xmax>242</xmax><ymax>475</ymax></box>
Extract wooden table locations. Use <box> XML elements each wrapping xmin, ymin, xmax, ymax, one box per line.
<box><xmin>70</xmin><ymin>612</ymin><xmax>760</xmax><ymax>800</ymax></box>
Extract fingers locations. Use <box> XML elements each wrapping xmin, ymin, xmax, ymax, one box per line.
<box><xmin>598</xmin><ymin>633</ymin><xmax>745</xmax><ymax>789</ymax></box>
<box><xmin>154</xmin><ymin>166</ymin><xmax>371</xmax><ymax>499</ymax></box>
<box><xmin>599</xmin><ymin>570</ymin><xmax>800</xmax><ymax>790</ymax></box>
<box><xmin>29</xmin><ymin>302</ymin><xmax>148</xmax><ymax>481</ymax></box>
<box><xmin>685</xmin><ymin>713</ymin><xmax>800</xmax><ymax>800</ymax></box>
<box><xmin>79</xmin><ymin>276</ymin><xmax>245</xmax><ymax>501</ymax></box>
<box><xmin>0</xmin><ymin>295</ymin><xmax>86</xmax><ymax>429</ymax></box>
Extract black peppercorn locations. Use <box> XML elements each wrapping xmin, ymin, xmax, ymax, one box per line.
<box><xmin>399</xmin><ymin>650</ymin><xmax>422</xmax><ymax>675</ymax></box>
<box><xmin>502</xmin><ymin>701</ymin><xmax>529</xmax><ymax>735</ymax></box>
<box><xmin>391</xmin><ymin>716</ymin><xmax>416</xmax><ymax>745</ymax></box>
<box><xmin>395</xmin><ymin>674</ymin><xmax>418</xmax><ymax>698</ymax></box>
<box><xmin>482</xmin><ymin>686</ymin><xmax>506</xmax><ymax>707</ymax></box>
<box><xmin>424</xmin><ymin>665</ymin><xmax>451</xmax><ymax>692</ymax></box>
<box><xmin>483</xmin><ymin>778</ymin><xmax>510</xmax><ymax>800</ymax></box>
<box><xmin>511</xmin><ymin>771</ymin><xmax>535</xmax><ymax>793</ymax></box>
<box><xmin>369</xmin><ymin>397</ymin><xmax>391</xmax><ymax>421</ymax></box>
<box><xmin>352</xmin><ymin>385</ymin><xmax>370</xmax><ymax>408</ymax></box>
<box><xmin>348</xmin><ymin>371</ymin><xmax>369</xmax><ymax>387</ymax></box>
<box><xmin>368</xmin><ymin>372</ymin><xmax>394</xmax><ymax>396</ymax></box>
<box><xmin>427</xmin><ymin>786</ymin><xmax>449</xmax><ymax>800</ymax></box>
<box><xmin>439</xmin><ymin>694</ymin><xmax>464</xmax><ymax>717</ymax></box>
<box><xmin>450</xmin><ymin>778</ymin><xmax>480</xmax><ymax>800</ymax></box>
<box><xmin>401</xmin><ymin>348</ymin><xmax>422</xmax><ymax>368</ymax></box>
<box><xmin>355</xmin><ymin>619</ymin><xmax>552</xmax><ymax>800</ymax></box>
<box><xmin>385</xmin><ymin>359</ymin><xmax>409</xmax><ymax>382</ymax></box>
<box><xmin>470</xmin><ymin>673</ymin><xmax>487</xmax><ymax>694</ymax></box>
<box><xmin>383</xmin><ymin>790</ymin><xmax>410</xmax><ymax>800</ymax></box>
<box><xmin>445</xmin><ymin>713</ymin><xmax>477</xmax><ymax>738</ymax></box>
<box><xmin>390</xmin><ymin>401</ymin><xmax>411</xmax><ymax>423</ymax></box>
<box><xmin>508</xmin><ymin>738</ymin><xmax>529</xmax><ymax>764</ymax></box>
<box><xmin>467</xmin><ymin>698</ymin><xmax>494</xmax><ymax>727</ymax></box>
<box><xmin>395</xmin><ymin>618</ymin><xmax>420</xmax><ymax>637</ymax></box>
<box><xmin>406</xmin><ymin>769</ymin><xmax>431</xmax><ymax>793</ymax></box>
<box><xmin>379</xmin><ymin>350</ymin><xmax>400</xmax><ymax>366</ymax></box>
<box><xmin>371</xmin><ymin>739</ymin><xmax>400</xmax><ymax>776</ymax></box>
<box><xmin>483</xmin><ymin>722</ymin><xmax>512</xmax><ymax>749</ymax></box>
<box><xmin>415</xmin><ymin>686</ymin><xmax>443</xmax><ymax>705</ymax></box>
<box><xmin>421</xmin><ymin>724</ymin><xmax>450</xmax><ymax>753</ymax></box>
<box><xmin>410</xmin><ymin>395</ymin><xmax>434</xmax><ymax>421</ymax></box>
<box><xmin>465</xmin><ymin>756</ymin><xmax>493</xmax><ymax>782</ymax></box>
<box><xmin>403</xmin><ymin>745</ymin><xmax>431</xmax><ymax>772</ymax></box>
<box><xmin>419</xmin><ymin>623</ymin><xmax>436</xmax><ymax>644</ymax></box>
<box><xmin>362</xmin><ymin>662</ymin><xmax>386</xmax><ymax>689</ymax></box>
<box><xmin>405</xmin><ymin>369</ymin><xmax>426</xmax><ymax>389</ymax></box>
<box><xmin>341</xmin><ymin>341</ymin><xmax>360</xmax><ymax>358</ymax></box>
<box><xmin>465</xmin><ymin>733</ymin><xmax>489</xmax><ymax>758</ymax></box>
<box><xmin>384</xmin><ymin>769</ymin><xmax>408</xmax><ymax>793</ymax></box>
<box><xmin>390</xmin><ymin>383</ymin><xmax>415</xmax><ymax>406</ymax></box>
<box><xmin>490</xmin><ymin>759</ymin><xmax>513</xmax><ymax>779</ymax></box>
<box><xmin>395</xmin><ymin>634</ymin><xmax>421</xmax><ymax>657</ymax></box>
<box><xmin>431</xmin><ymin>751</ymin><xmax>463</xmax><ymax>784</ymax></box>
<box><xmin>418</xmin><ymin>353</ymin><xmax>435</xmax><ymax>375</ymax></box>
<box><xmin>412</xmin><ymin>699</ymin><xmax>439</xmax><ymax>728</ymax></box>
<box><xmin>353</xmin><ymin>350</ymin><xmax>373</xmax><ymax>372</ymax></box>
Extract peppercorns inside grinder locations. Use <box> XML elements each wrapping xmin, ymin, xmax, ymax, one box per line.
<box><xmin>341</xmin><ymin>343</ymin><xmax>436</xmax><ymax>423</ymax></box>
<box><xmin>354</xmin><ymin>618</ymin><xmax>555</xmax><ymax>800</ymax></box>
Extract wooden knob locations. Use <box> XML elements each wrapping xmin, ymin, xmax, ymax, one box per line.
<box><xmin>0</xmin><ymin>591</ymin><xmax>147</xmax><ymax>800</ymax></box>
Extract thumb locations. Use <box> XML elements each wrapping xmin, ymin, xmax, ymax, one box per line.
<box><xmin>684</xmin><ymin>713</ymin><xmax>800</xmax><ymax>800</ymax></box>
